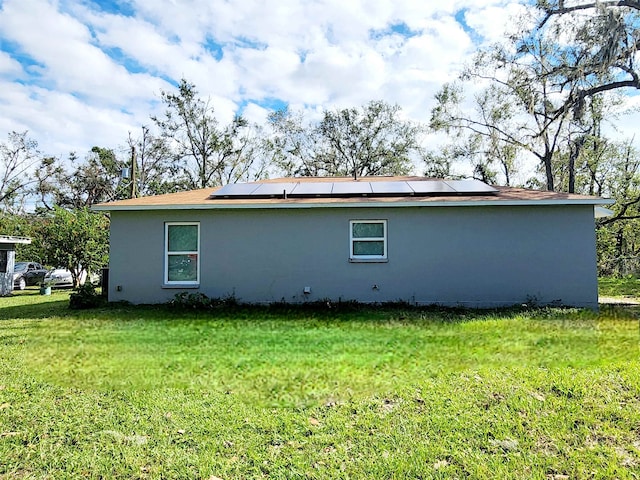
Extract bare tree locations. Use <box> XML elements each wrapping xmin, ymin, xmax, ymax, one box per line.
<box><xmin>152</xmin><ymin>79</ymin><xmax>265</xmax><ymax>189</ymax></box>
<box><xmin>34</xmin><ymin>148</ymin><xmax>128</xmax><ymax>210</ymax></box>
<box><xmin>268</xmin><ymin>101</ymin><xmax>422</xmax><ymax>178</ymax></box>
<box><xmin>429</xmin><ymin>19</ymin><xmax>620</xmax><ymax>191</ymax></box>
<box><xmin>125</xmin><ymin>126</ymin><xmax>188</xmax><ymax>196</ymax></box>
<box><xmin>0</xmin><ymin>131</ymin><xmax>40</xmax><ymax>212</ymax></box>
<box><xmin>535</xmin><ymin>0</ymin><xmax>640</xmax><ymax>119</ymax></box>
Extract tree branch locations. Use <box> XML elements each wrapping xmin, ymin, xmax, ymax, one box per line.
<box><xmin>539</xmin><ymin>0</ymin><xmax>640</xmax><ymax>28</ymax></box>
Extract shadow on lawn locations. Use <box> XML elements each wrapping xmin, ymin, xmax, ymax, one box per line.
<box><xmin>598</xmin><ymin>303</ymin><xmax>640</xmax><ymax>319</ymax></box>
<box><xmin>128</xmin><ymin>301</ymin><xmax>638</xmax><ymax>325</ymax></box>
<box><xmin>0</xmin><ymin>298</ymin><xmax>71</xmax><ymax>321</ymax></box>
<box><xmin>1</xmin><ymin>290</ymin><xmax>639</xmax><ymax>323</ymax></box>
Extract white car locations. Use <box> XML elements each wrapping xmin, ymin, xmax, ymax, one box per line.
<box><xmin>44</xmin><ymin>268</ymin><xmax>89</xmax><ymax>288</ymax></box>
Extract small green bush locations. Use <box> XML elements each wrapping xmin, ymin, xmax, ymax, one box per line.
<box><xmin>69</xmin><ymin>282</ymin><xmax>105</xmax><ymax>309</ymax></box>
<box><xmin>169</xmin><ymin>291</ymin><xmax>238</xmax><ymax>310</ymax></box>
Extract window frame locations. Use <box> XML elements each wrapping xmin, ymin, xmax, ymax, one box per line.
<box><xmin>349</xmin><ymin>219</ymin><xmax>388</xmax><ymax>262</ymax></box>
<box><xmin>164</xmin><ymin>222</ymin><xmax>200</xmax><ymax>286</ymax></box>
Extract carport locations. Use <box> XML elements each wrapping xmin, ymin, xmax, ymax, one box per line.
<box><xmin>0</xmin><ymin>235</ymin><xmax>32</xmax><ymax>296</ymax></box>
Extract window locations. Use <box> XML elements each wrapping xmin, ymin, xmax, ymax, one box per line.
<box><xmin>350</xmin><ymin>220</ymin><xmax>387</xmax><ymax>261</ymax></box>
<box><xmin>165</xmin><ymin>222</ymin><xmax>200</xmax><ymax>285</ymax></box>
<box><xmin>0</xmin><ymin>250</ymin><xmax>7</xmax><ymax>274</ymax></box>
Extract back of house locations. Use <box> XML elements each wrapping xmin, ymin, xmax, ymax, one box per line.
<box><xmin>94</xmin><ymin>176</ymin><xmax>613</xmax><ymax>308</ymax></box>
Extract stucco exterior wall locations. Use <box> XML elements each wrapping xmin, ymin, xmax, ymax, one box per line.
<box><xmin>107</xmin><ymin>205</ymin><xmax>599</xmax><ymax>308</ymax></box>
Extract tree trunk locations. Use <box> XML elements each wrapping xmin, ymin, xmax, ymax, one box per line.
<box><xmin>542</xmin><ymin>154</ymin><xmax>554</xmax><ymax>191</ymax></box>
<box><xmin>568</xmin><ymin>152</ymin><xmax>576</xmax><ymax>194</ymax></box>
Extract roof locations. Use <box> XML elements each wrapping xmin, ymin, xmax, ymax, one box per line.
<box><xmin>93</xmin><ymin>176</ymin><xmax>614</xmax><ymax>211</ymax></box>
<box><xmin>0</xmin><ymin>235</ymin><xmax>31</xmax><ymax>245</ymax></box>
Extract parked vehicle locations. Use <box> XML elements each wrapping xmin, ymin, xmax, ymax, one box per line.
<box><xmin>43</xmin><ymin>268</ymin><xmax>89</xmax><ymax>288</ymax></box>
<box><xmin>13</xmin><ymin>262</ymin><xmax>48</xmax><ymax>290</ymax></box>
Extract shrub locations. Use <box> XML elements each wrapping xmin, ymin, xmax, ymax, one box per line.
<box><xmin>168</xmin><ymin>292</ymin><xmax>238</xmax><ymax>310</ymax></box>
<box><xmin>69</xmin><ymin>283</ymin><xmax>105</xmax><ymax>309</ymax></box>
<box><xmin>170</xmin><ymin>292</ymin><xmax>212</xmax><ymax>309</ymax></box>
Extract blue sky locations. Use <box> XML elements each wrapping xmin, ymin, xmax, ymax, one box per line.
<box><xmin>0</xmin><ymin>0</ymin><xmax>531</xmax><ymax>164</ymax></box>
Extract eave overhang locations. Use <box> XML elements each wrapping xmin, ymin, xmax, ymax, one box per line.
<box><xmin>93</xmin><ymin>197</ymin><xmax>615</xmax><ymax>212</ymax></box>
<box><xmin>0</xmin><ymin>235</ymin><xmax>32</xmax><ymax>245</ymax></box>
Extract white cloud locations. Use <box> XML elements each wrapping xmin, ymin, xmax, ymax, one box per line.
<box><xmin>464</xmin><ymin>2</ymin><xmax>531</xmax><ymax>44</ymax></box>
<box><xmin>0</xmin><ymin>51</ymin><xmax>24</xmax><ymax>77</ymax></box>
<box><xmin>241</xmin><ymin>102</ymin><xmax>271</xmax><ymax>126</ymax></box>
<box><xmin>2</xmin><ymin>0</ymin><xmax>171</xmax><ymax>104</ymax></box>
<box><xmin>0</xmin><ymin>79</ymin><xmax>144</xmax><ymax>155</ymax></box>
<box><xmin>0</xmin><ymin>0</ymin><xmax>539</xmax><ymax>161</ymax></box>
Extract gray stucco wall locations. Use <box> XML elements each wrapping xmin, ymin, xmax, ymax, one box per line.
<box><xmin>107</xmin><ymin>204</ymin><xmax>599</xmax><ymax>308</ymax></box>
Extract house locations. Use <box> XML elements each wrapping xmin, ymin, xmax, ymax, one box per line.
<box><xmin>0</xmin><ymin>235</ymin><xmax>32</xmax><ymax>296</ymax></box>
<box><xmin>93</xmin><ymin>176</ymin><xmax>614</xmax><ymax>308</ymax></box>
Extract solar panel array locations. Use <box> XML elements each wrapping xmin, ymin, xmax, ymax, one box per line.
<box><xmin>210</xmin><ymin>179</ymin><xmax>498</xmax><ymax>199</ymax></box>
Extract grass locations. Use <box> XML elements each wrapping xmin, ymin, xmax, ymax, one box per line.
<box><xmin>599</xmin><ymin>275</ymin><xmax>640</xmax><ymax>298</ymax></box>
<box><xmin>1</xmin><ymin>289</ymin><xmax>639</xmax><ymax>478</ymax></box>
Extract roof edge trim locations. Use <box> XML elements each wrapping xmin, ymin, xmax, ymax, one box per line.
<box><xmin>0</xmin><ymin>235</ymin><xmax>32</xmax><ymax>244</ymax></box>
<box><xmin>93</xmin><ymin>198</ymin><xmax>615</xmax><ymax>212</ymax></box>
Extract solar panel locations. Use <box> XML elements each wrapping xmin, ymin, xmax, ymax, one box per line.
<box><xmin>290</xmin><ymin>182</ymin><xmax>334</xmax><ymax>196</ymax></box>
<box><xmin>209</xmin><ymin>178</ymin><xmax>498</xmax><ymax>200</ymax></box>
<box><xmin>370</xmin><ymin>181</ymin><xmax>415</xmax><ymax>195</ymax></box>
<box><xmin>250</xmin><ymin>182</ymin><xmax>297</xmax><ymax>197</ymax></box>
<box><xmin>331</xmin><ymin>181</ymin><xmax>373</xmax><ymax>196</ymax></box>
<box><xmin>211</xmin><ymin>183</ymin><xmax>260</xmax><ymax>198</ymax></box>
<box><xmin>407</xmin><ymin>180</ymin><xmax>457</xmax><ymax>195</ymax></box>
<box><xmin>444</xmin><ymin>179</ymin><xmax>498</xmax><ymax>194</ymax></box>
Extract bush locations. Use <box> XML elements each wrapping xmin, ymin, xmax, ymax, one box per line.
<box><xmin>168</xmin><ymin>292</ymin><xmax>238</xmax><ymax>310</ymax></box>
<box><xmin>69</xmin><ymin>283</ymin><xmax>105</xmax><ymax>309</ymax></box>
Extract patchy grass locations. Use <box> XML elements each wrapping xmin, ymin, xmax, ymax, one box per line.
<box><xmin>1</xmin><ymin>292</ymin><xmax>639</xmax><ymax>478</ymax></box>
<box><xmin>600</xmin><ymin>275</ymin><xmax>640</xmax><ymax>298</ymax></box>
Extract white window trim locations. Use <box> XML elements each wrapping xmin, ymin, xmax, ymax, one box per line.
<box><xmin>164</xmin><ymin>222</ymin><xmax>200</xmax><ymax>286</ymax></box>
<box><xmin>349</xmin><ymin>219</ymin><xmax>387</xmax><ymax>262</ymax></box>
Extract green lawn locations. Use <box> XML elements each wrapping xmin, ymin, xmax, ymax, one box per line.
<box><xmin>1</xmin><ymin>290</ymin><xmax>639</xmax><ymax>479</ymax></box>
<box><xmin>599</xmin><ymin>275</ymin><xmax>640</xmax><ymax>298</ymax></box>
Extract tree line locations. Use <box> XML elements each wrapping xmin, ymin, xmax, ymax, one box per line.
<box><xmin>0</xmin><ymin>90</ymin><xmax>429</xmax><ymax>212</ymax></box>
<box><xmin>3</xmin><ymin>0</ymin><xmax>640</xmax><ymax>278</ymax></box>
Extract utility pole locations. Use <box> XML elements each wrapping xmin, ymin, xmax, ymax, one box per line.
<box><xmin>130</xmin><ymin>145</ymin><xmax>138</xmax><ymax>199</ymax></box>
